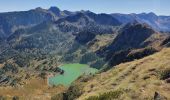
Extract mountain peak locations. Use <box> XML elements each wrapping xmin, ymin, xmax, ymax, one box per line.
<box><xmin>78</xmin><ymin>10</ymin><xmax>94</xmax><ymax>14</ymax></box>
<box><xmin>49</xmin><ymin>6</ymin><xmax>60</xmax><ymax>12</ymax></box>
<box><xmin>106</xmin><ymin>21</ymin><xmax>157</xmax><ymax>53</ymax></box>
<box><xmin>138</xmin><ymin>12</ymin><xmax>157</xmax><ymax>20</ymax></box>
<box><xmin>124</xmin><ymin>20</ymin><xmax>153</xmax><ymax>30</ymax></box>
<box><xmin>34</xmin><ymin>7</ymin><xmax>46</xmax><ymax>12</ymax></box>
<box><xmin>148</xmin><ymin>12</ymin><xmax>156</xmax><ymax>15</ymax></box>
<box><xmin>139</xmin><ymin>12</ymin><xmax>156</xmax><ymax>16</ymax></box>
<box><xmin>48</xmin><ymin>6</ymin><xmax>61</xmax><ymax>16</ymax></box>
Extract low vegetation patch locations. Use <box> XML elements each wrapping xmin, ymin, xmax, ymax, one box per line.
<box><xmin>86</xmin><ymin>90</ymin><xmax>123</xmax><ymax>100</ymax></box>
<box><xmin>0</xmin><ymin>96</ymin><xmax>6</xmax><ymax>100</ymax></box>
<box><xmin>158</xmin><ymin>68</ymin><xmax>170</xmax><ymax>80</ymax></box>
<box><xmin>65</xmin><ymin>84</ymin><xmax>84</xmax><ymax>100</ymax></box>
<box><xmin>12</xmin><ymin>96</ymin><xmax>19</xmax><ymax>100</ymax></box>
<box><xmin>51</xmin><ymin>93</ymin><xmax>64</xmax><ymax>100</ymax></box>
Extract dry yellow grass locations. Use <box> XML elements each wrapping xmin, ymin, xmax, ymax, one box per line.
<box><xmin>89</xmin><ymin>34</ymin><xmax>116</xmax><ymax>52</ymax></box>
<box><xmin>76</xmin><ymin>48</ymin><xmax>170</xmax><ymax>100</ymax></box>
<box><xmin>0</xmin><ymin>63</ymin><xmax>4</xmax><ymax>68</ymax></box>
<box><xmin>0</xmin><ymin>77</ymin><xmax>66</xmax><ymax>100</ymax></box>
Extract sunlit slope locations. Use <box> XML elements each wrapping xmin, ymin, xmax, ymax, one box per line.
<box><xmin>69</xmin><ymin>48</ymin><xmax>170</xmax><ymax>100</ymax></box>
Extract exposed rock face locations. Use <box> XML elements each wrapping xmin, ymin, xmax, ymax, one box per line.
<box><xmin>161</xmin><ymin>36</ymin><xmax>170</xmax><ymax>47</ymax></box>
<box><xmin>154</xmin><ymin>92</ymin><xmax>162</xmax><ymax>100</ymax></box>
<box><xmin>154</xmin><ymin>92</ymin><xmax>167</xmax><ymax>100</ymax></box>
<box><xmin>166</xmin><ymin>78</ymin><xmax>170</xmax><ymax>83</ymax></box>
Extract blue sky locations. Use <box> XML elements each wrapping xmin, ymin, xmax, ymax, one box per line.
<box><xmin>0</xmin><ymin>0</ymin><xmax>169</xmax><ymax>15</ymax></box>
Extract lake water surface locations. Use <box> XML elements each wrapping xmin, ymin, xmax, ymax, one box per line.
<box><xmin>48</xmin><ymin>63</ymin><xmax>98</xmax><ymax>86</ymax></box>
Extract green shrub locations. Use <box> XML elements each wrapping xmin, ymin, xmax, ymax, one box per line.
<box><xmin>2</xmin><ymin>63</ymin><xmax>18</xmax><ymax>73</ymax></box>
<box><xmin>0</xmin><ymin>96</ymin><xmax>6</xmax><ymax>100</ymax></box>
<box><xmin>12</xmin><ymin>96</ymin><xmax>19</xmax><ymax>100</ymax></box>
<box><xmin>86</xmin><ymin>96</ymin><xmax>99</xmax><ymax>100</ymax></box>
<box><xmin>66</xmin><ymin>84</ymin><xmax>84</xmax><ymax>100</ymax></box>
<box><xmin>80</xmin><ymin>48</ymin><xmax>87</xmax><ymax>54</ymax></box>
<box><xmin>159</xmin><ymin>68</ymin><xmax>170</xmax><ymax>80</ymax></box>
<box><xmin>86</xmin><ymin>90</ymin><xmax>123</xmax><ymax>100</ymax></box>
<box><xmin>51</xmin><ymin>93</ymin><xmax>63</xmax><ymax>100</ymax></box>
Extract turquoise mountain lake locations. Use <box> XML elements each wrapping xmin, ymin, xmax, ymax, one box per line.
<box><xmin>48</xmin><ymin>63</ymin><xmax>98</xmax><ymax>86</ymax></box>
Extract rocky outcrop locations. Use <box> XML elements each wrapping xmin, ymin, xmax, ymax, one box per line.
<box><xmin>154</xmin><ymin>92</ymin><xmax>167</xmax><ymax>100</ymax></box>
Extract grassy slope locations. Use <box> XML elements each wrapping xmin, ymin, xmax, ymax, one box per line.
<box><xmin>0</xmin><ymin>77</ymin><xmax>66</xmax><ymax>100</ymax></box>
<box><xmin>75</xmin><ymin>48</ymin><xmax>170</xmax><ymax>100</ymax></box>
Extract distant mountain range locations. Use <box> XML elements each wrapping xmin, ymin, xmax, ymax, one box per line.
<box><xmin>0</xmin><ymin>7</ymin><xmax>73</xmax><ymax>39</ymax></box>
<box><xmin>0</xmin><ymin>7</ymin><xmax>170</xmax><ymax>39</ymax></box>
<box><xmin>0</xmin><ymin>6</ymin><xmax>170</xmax><ymax>72</ymax></box>
<box><xmin>111</xmin><ymin>12</ymin><xmax>170</xmax><ymax>32</ymax></box>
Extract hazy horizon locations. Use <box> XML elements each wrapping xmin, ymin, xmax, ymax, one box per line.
<box><xmin>0</xmin><ymin>0</ymin><xmax>169</xmax><ymax>16</ymax></box>
<box><xmin>0</xmin><ymin>6</ymin><xmax>167</xmax><ymax>16</ymax></box>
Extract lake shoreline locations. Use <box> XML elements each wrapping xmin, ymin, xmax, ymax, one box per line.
<box><xmin>48</xmin><ymin>63</ymin><xmax>98</xmax><ymax>86</ymax></box>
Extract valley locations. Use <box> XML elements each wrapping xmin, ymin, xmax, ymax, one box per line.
<box><xmin>0</xmin><ymin>6</ymin><xmax>170</xmax><ymax>100</ymax></box>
